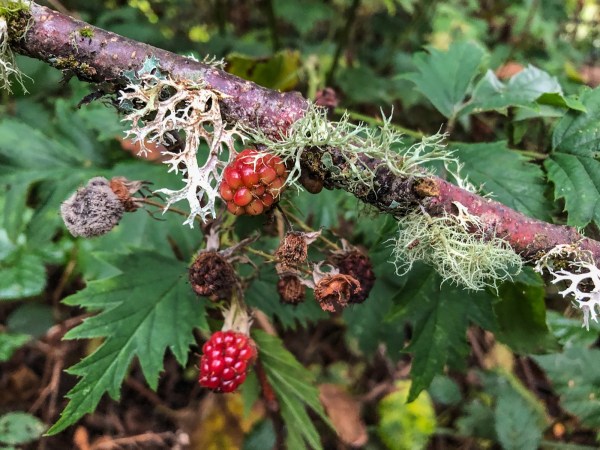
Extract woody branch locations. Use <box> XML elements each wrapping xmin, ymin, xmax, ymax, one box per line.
<box><xmin>6</xmin><ymin>2</ymin><xmax>600</xmax><ymax>263</ymax></box>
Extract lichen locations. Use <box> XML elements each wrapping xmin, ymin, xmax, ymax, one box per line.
<box><xmin>119</xmin><ymin>57</ymin><xmax>243</xmax><ymax>225</ymax></box>
<box><xmin>390</xmin><ymin>202</ymin><xmax>522</xmax><ymax>290</ymax></box>
<box><xmin>0</xmin><ymin>0</ymin><xmax>32</xmax><ymax>93</ymax></box>
<box><xmin>245</xmin><ymin>104</ymin><xmax>455</xmax><ymax>193</ymax></box>
<box><xmin>534</xmin><ymin>244</ymin><xmax>600</xmax><ymax>329</ymax></box>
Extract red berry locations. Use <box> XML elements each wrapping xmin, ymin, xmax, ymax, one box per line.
<box><xmin>199</xmin><ymin>330</ymin><xmax>257</xmax><ymax>393</ymax></box>
<box><xmin>220</xmin><ymin>149</ymin><xmax>288</xmax><ymax>216</ymax></box>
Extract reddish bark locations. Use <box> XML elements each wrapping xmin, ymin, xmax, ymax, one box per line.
<box><xmin>7</xmin><ymin>2</ymin><xmax>600</xmax><ymax>262</ymax></box>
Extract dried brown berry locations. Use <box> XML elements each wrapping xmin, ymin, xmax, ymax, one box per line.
<box><xmin>61</xmin><ymin>177</ymin><xmax>125</xmax><ymax>238</ymax></box>
<box><xmin>275</xmin><ymin>232</ymin><xmax>309</xmax><ymax>275</ymax></box>
<box><xmin>189</xmin><ymin>251</ymin><xmax>236</xmax><ymax>301</ymax></box>
<box><xmin>314</xmin><ymin>274</ymin><xmax>361</xmax><ymax>313</ymax></box>
<box><xmin>109</xmin><ymin>177</ymin><xmax>144</xmax><ymax>212</ymax></box>
<box><xmin>277</xmin><ymin>275</ymin><xmax>306</xmax><ymax>304</ymax></box>
<box><xmin>330</xmin><ymin>250</ymin><xmax>376</xmax><ymax>304</ymax></box>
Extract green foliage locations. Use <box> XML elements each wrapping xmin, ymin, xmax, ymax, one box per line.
<box><xmin>494</xmin><ymin>275</ymin><xmax>560</xmax><ymax>354</ymax></box>
<box><xmin>405</xmin><ymin>41</ymin><xmax>487</xmax><ymax>119</ymax></box>
<box><xmin>387</xmin><ymin>264</ymin><xmax>497</xmax><ymax>401</ymax></box>
<box><xmin>252</xmin><ymin>330</ymin><xmax>330</xmax><ymax>450</ymax></box>
<box><xmin>545</xmin><ymin>87</ymin><xmax>600</xmax><ymax>227</ymax></box>
<box><xmin>0</xmin><ymin>332</ymin><xmax>29</xmax><ymax>361</ymax></box>
<box><xmin>0</xmin><ymin>412</ymin><xmax>45</xmax><ymax>446</ymax></box>
<box><xmin>452</xmin><ymin>141</ymin><xmax>552</xmax><ymax>220</ymax></box>
<box><xmin>534</xmin><ymin>347</ymin><xmax>600</xmax><ymax>429</ymax></box>
<box><xmin>377</xmin><ymin>380</ymin><xmax>437</xmax><ymax>450</ymax></box>
<box><xmin>47</xmin><ymin>250</ymin><xmax>208</xmax><ymax>434</ymax></box>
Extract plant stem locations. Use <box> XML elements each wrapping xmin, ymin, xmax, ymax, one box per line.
<box><xmin>263</xmin><ymin>0</ymin><xmax>280</xmax><ymax>52</ymax></box>
<box><xmin>326</xmin><ymin>0</ymin><xmax>361</xmax><ymax>85</ymax></box>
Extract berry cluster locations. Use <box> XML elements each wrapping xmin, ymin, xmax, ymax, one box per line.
<box><xmin>220</xmin><ymin>149</ymin><xmax>287</xmax><ymax>216</ymax></box>
<box><xmin>199</xmin><ymin>330</ymin><xmax>257</xmax><ymax>393</ymax></box>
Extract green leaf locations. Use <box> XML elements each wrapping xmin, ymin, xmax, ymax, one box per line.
<box><xmin>534</xmin><ymin>347</ymin><xmax>600</xmax><ymax>428</ymax></box>
<box><xmin>7</xmin><ymin>303</ymin><xmax>54</xmax><ymax>338</ymax></box>
<box><xmin>546</xmin><ymin>311</ymin><xmax>600</xmax><ymax>348</ymax></box>
<box><xmin>226</xmin><ymin>50</ymin><xmax>301</xmax><ymax>91</ymax></box>
<box><xmin>0</xmin><ymin>333</ymin><xmax>30</xmax><ymax>362</ymax></box>
<box><xmin>428</xmin><ymin>375</ymin><xmax>462</xmax><ymax>406</ymax></box>
<box><xmin>404</xmin><ymin>41</ymin><xmax>486</xmax><ymax>118</ymax></box>
<box><xmin>377</xmin><ymin>380</ymin><xmax>436</xmax><ymax>450</ymax></box>
<box><xmin>252</xmin><ymin>330</ymin><xmax>329</xmax><ymax>450</ymax></box>
<box><xmin>47</xmin><ymin>250</ymin><xmax>207</xmax><ymax>435</ymax></box>
<box><xmin>463</xmin><ymin>66</ymin><xmax>562</xmax><ymax>116</ymax></box>
<box><xmin>0</xmin><ymin>412</ymin><xmax>46</xmax><ymax>445</ymax></box>
<box><xmin>536</xmin><ymin>92</ymin><xmax>586</xmax><ymax>112</ymax></box>
<box><xmin>387</xmin><ymin>264</ymin><xmax>497</xmax><ymax>401</ymax></box>
<box><xmin>494</xmin><ymin>388</ymin><xmax>543</xmax><ymax>450</ymax></box>
<box><xmin>456</xmin><ymin>400</ymin><xmax>496</xmax><ymax>441</ymax></box>
<box><xmin>452</xmin><ymin>141</ymin><xmax>552</xmax><ymax>221</ymax></box>
<box><xmin>545</xmin><ymin>87</ymin><xmax>600</xmax><ymax>227</ymax></box>
<box><xmin>494</xmin><ymin>280</ymin><xmax>560</xmax><ymax>354</ymax></box>
<box><xmin>482</xmin><ymin>371</ymin><xmax>547</xmax><ymax>450</ymax></box>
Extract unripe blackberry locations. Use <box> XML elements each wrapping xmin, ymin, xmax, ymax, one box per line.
<box><xmin>199</xmin><ymin>330</ymin><xmax>257</xmax><ymax>393</ymax></box>
<box><xmin>189</xmin><ymin>251</ymin><xmax>236</xmax><ymax>301</ymax></box>
<box><xmin>60</xmin><ymin>177</ymin><xmax>124</xmax><ymax>238</ymax></box>
<box><xmin>330</xmin><ymin>250</ymin><xmax>376</xmax><ymax>304</ymax></box>
<box><xmin>275</xmin><ymin>231</ymin><xmax>309</xmax><ymax>275</ymax></box>
<box><xmin>277</xmin><ymin>275</ymin><xmax>306</xmax><ymax>304</ymax></box>
<box><xmin>220</xmin><ymin>149</ymin><xmax>288</xmax><ymax>216</ymax></box>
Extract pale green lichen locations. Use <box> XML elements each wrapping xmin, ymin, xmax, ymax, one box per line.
<box><xmin>0</xmin><ymin>0</ymin><xmax>32</xmax><ymax>93</ymax></box>
<box><xmin>246</xmin><ymin>104</ymin><xmax>455</xmax><ymax>192</ymax></box>
<box><xmin>390</xmin><ymin>202</ymin><xmax>522</xmax><ymax>290</ymax></box>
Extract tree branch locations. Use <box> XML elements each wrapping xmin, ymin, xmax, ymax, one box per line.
<box><xmin>7</xmin><ymin>2</ymin><xmax>600</xmax><ymax>263</ymax></box>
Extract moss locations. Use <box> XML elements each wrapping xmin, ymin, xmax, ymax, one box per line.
<box><xmin>4</xmin><ymin>8</ymin><xmax>31</xmax><ymax>41</ymax></box>
<box><xmin>79</xmin><ymin>26</ymin><xmax>94</xmax><ymax>38</ymax></box>
<box><xmin>52</xmin><ymin>55</ymin><xmax>97</xmax><ymax>78</ymax></box>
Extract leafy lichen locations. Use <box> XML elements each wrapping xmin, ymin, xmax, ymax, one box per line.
<box><xmin>119</xmin><ymin>57</ymin><xmax>243</xmax><ymax>225</ymax></box>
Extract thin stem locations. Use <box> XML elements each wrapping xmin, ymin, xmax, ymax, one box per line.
<box><xmin>283</xmin><ymin>210</ymin><xmax>339</xmax><ymax>250</ymax></box>
<box><xmin>326</xmin><ymin>0</ymin><xmax>361</xmax><ymax>85</ymax></box>
<box><xmin>334</xmin><ymin>107</ymin><xmax>425</xmax><ymax>139</ymax></box>
<box><xmin>263</xmin><ymin>0</ymin><xmax>280</xmax><ymax>52</ymax></box>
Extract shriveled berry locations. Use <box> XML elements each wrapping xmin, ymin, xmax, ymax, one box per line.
<box><xmin>199</xmin><ymin>330</ymin><xmax>257</xmax><ymax>393</ymax></box>
<box><xmin>189</xmin><ymin>251</ymin><xmax>236</xmax><ymax>301</ymax></box>
<box><xmin>220</xmin><ymin>149</ymin><xmax>288</xmax><ymax>216</ymax></box>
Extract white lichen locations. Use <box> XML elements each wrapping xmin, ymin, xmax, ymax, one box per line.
<box><xmin>246</xmin><ymin>104</ymin><xmax>456</xmax><ymax>192</ymax></box>
<box><xmin>535</xmin><ymin>245</ymin><xmax>600</xmax><ymax>329</ymax></box>
<box><xmin>119</xmin><ymin>59</ymin><xmax>243</xmax><ymax>225</ymax></box>
<box><xmin>390</xmin><ymin>202</ymin><xmax>522</xmax><ymax>290</ymax></box>
<box><xmin>0</xmin><ymin>0</ymin><xmax>32</xmax><ymax>93</ymax></box>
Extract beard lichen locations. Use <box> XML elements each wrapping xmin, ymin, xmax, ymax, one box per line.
<box><xmin>119</xmin><ymin>57</ymin><xmax>243</xmax><ymax>225</ymax></box>
<box><xmin>390</xmin><ymin>202</ymin><xmax>522</xmax><ymax>291</ymax></box>
<box><xmin>535</xmin><ymin>245</ymin><xmax>600</xmax><ymax>329</ymax></box>
<box><xmin>246</xmin><ymin>104</ymin><xmax>455</xmax><ymax>193</ymax></box>
<box><xmin>0</xmin><ymin>0</ymin><xmax>32</xmax><ymax>93</ymax></box>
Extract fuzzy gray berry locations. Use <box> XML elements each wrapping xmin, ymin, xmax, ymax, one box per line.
<box><xmin>60</xmin><ymin>177</ymin><xmax>124</xmax><ymax>238</ymax></box>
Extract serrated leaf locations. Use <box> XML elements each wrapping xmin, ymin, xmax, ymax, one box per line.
<box><xmin>404</xmin><ymin>41</ymin><xmax>486</xmax><ymax>118</ymax></box>
<box><xmin>545</xmin><ymin>87</ymin><xmax>600</xmax><ymax>227</ymax></box>
<box><xmin>387</xmin><ymin>264</ymin><xmax>497</xmax><ymax>401</ymax></box>
<box><xmin>534</xmin><ymin>347</ymin><xmax>600</xmax><ymax>428</ymax></box>
<box><xmin>47</xmin><ymin>250</ymin><xmax>207</xmax><ymax>435</ymax></box>
<box><xmin>462</xmin><ymin>66</ymin><xmax>562</xmax><ymax>116</ymax></box>
<box><xmin>0</xmin><ymin>412</ymin><xmax>46</xmax><ymax>445</ymax></box>
<box><xmin>494</xmin><ymin>388</ymin><xmax>543</xmax><ymax>450</ymax></box>
<box><xmin>546</xmin><ymin>311</ymin><xmax>600</xmax><ymax>348</ymax></box>
<box><xmin>452</xmin><ymin>141</ymin><xmax>552</xmax><ymax>220</ymax></box>
<box><xmin>252</xmin><ymin>330</ymin><xmax>329</xmax><ymax>450</ymax></box>
<box><xmin>494</xmin><ymin>280</ymin><xmax>560</xmax><ymax>354</ymax></box>
<box><xmin>480</xmin><ymin>371</ymin><xmax>546</xmax><ymax>450</ymax></box>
